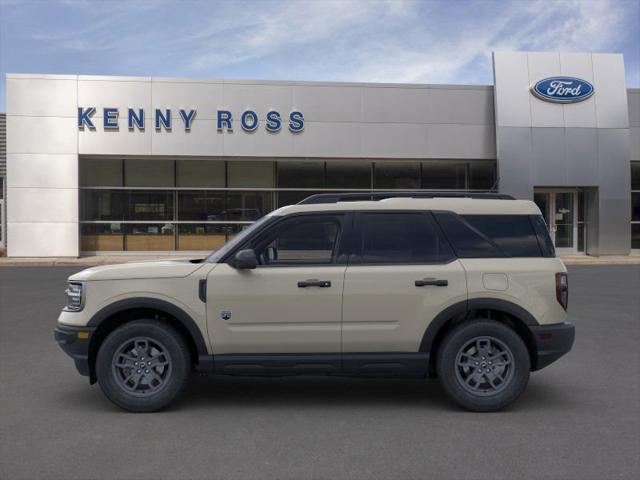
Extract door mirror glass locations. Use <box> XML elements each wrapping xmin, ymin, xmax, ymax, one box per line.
<box><xmin>231</xmin><ymin>249</ymin><xmax>257</xmax><ymax>269</ymax></box>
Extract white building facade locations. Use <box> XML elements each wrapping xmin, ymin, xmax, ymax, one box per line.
<box><xmin>3</xmin><ymin>51</ymin><xmax>639</xmax><ymax>257</ymax></box>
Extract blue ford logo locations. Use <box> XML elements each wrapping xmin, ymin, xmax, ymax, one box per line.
<box><xmin>531</xmin><ymin>77</ymin><xmax>594</xmax><ymax>103</ymax></box>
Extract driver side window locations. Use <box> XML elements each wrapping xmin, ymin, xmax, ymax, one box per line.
<box><xmin>254</xmin><ymin>215</ymin><xmax>343</xmax><ymax>266</ymax></box>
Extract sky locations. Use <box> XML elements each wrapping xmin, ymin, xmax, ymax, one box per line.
<box><xmin>0</xmin><ymin>0</ymin><xmax>638</xmax><ymax>111</ymax></box>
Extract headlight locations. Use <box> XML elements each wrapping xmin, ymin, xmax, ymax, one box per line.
<box><xmin>64</xmin><ymin>282</ymin><xmax>85</xmax><ymax>312</ymax></box>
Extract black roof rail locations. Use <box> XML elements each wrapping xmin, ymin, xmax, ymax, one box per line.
<box><xmin>297</xmin><ymin>191</ymin><xmax>515</xmax><ymax>204</ymax></box>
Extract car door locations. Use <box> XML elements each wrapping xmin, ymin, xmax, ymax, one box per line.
<box><xmin>342</xmin><ymin>211</ymin><xmax>467</xmax><ymax>354</ymax></box>
<box><xmin>206</xmin><ymin>213</ymin><xmax>348</xmax><ymax>357</ymax></box>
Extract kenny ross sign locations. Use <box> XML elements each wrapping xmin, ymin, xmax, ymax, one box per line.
<box><xmin>77</xmin><ymin>107</ymin><xmax>305</xmax><ymax>133</ymax></box>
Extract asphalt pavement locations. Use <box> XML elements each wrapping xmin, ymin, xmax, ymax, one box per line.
<box><xmin>1</xmin><ymin>265</ymin><xmax>639</xmax><ymax>480</ymax></box>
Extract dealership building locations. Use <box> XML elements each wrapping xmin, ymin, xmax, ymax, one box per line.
<box><xmin>1</xmin><ymin>51</ymin><xmax>639</xmax><ymax>257</ymax></box>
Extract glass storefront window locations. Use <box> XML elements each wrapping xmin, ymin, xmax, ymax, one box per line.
<box><xmin>631</xmin><ymin>162</ymin><xmax>640</xmax><ymax>190</ymax></box>
<box><xmin>632</xmin><ymin>192</ymin><xmax>640</xmax><ymax>222</ymax></box>
<box><xmin>632</xmin><ymin>224</ymin><xmax>640</xmax><ymax>249</ymax></box>
<box><xmin>81</xmin><ymin>190</ymin><xmax>126</xmax><ymax>221</ymax></box>
<box><xmin>325</xmin><ymin>161</ymin><xmax>371</xmax><ymax>189</ymax></box>
<box><xmin>82</xmin><ymin>190</ymin><xmax>174</xmax><ymax>221</ymax></box>
<box><xmin>80</xmin><ymin>223</ymin><xmax>125</xmax><ymax>251</ymax></box>
<box><xmin>374</xmin><ymin>162</ymin><xmax>420</xmax><ymax>189</ymax></box>
<box><xmin>125</xmin><ymin>159</ymin><xmax>175</xmax><ymax>187</ymax></box>
<box><xmin>176</xmin><ymin>160</ymin><xmax>225</xmax><ymax>188</ymax></box>
<box><xmin>81</xmin><ymin>158</ymin><xmax>123</xmax><ymax>186</ymax></box>
<box><xmin>228</xmin><ymin>161</ymin><xmax>274</xmax><ymax>188</ymax></box>
<box><xmin>277</xmin><ymin>161</ymin><xmax>325</xmax><ymax>188</ymax></box>
<box><xmin>177</xmin><ymin>224</ymin><xmax>237</xmax><ymax>251</ymax></box>
<box><xmin>177</xmin><ymin>191</ymin><xmax>225</xmax><ymax>221</ymax></box>
<box><xmin>226</xmin><ymin>191</ymin><xmax>272</xmax><ymax>220</ymax></box>
<box><xmin>422</xmin><ymin>162</ymin><xmax>466</xmax><ymax>189</ymax></box>
<box><xmin>468</xmin><ymin>162</ymin><xmax>496</xmax><ymax>190</ymax></box>
<box><xmin>128</xmin><ymin>191</ymin><xmax>174</xmax><ymax>221</ymax></box>
<box><xmin>79</xmin><ymin>157</ymin><xmax>503</xmax><ymax>251</ymax></box>
<box><xmin>123</xmin><ymin>223</ymin><xmax>174</xmax><ymax>251</ymax></box>
<box><xmin>277</xmin><ymin>191</ymin><xmax>324</xmax><ymax>208</ymax></box>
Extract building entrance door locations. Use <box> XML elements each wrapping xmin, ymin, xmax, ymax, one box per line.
<box><xmin>534</xmin><ymin>189</ymin><xmax>585</xmax><ymax>254</ymax></box>
<box><xmin>0</xmin><ymin>199</ymin><xmax>4</xmax><ymax>249</ymax></box>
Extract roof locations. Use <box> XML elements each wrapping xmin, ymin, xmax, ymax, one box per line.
<box><xmin>270</xmin><ymin>197</ymin><xmax>542</xmax><ymax>216</ymax></box>
<box><xmin>298</xmin><ymin>192</ymin><xmax>513</xmax><ymax>203</ymax></box>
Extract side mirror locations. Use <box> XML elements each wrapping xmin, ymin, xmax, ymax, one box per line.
<box><xmin>230</xmin><ymin>249</ymin><xmax>257</xmax><ymax>270</ymax></box>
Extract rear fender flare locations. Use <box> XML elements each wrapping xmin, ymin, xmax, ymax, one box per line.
<box><xmin>420</xmin><ymin>298</ymin><xmax>538</xmax><ymax>353</ymax></box>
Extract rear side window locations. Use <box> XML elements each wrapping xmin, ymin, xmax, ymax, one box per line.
<box><xmin>434</xmin><ymin>212</ymin><xmax>504</xmax><ymax>258</ymax></box>
<box><xmin>462</xmin><ymin>215</ymin><xmax>543</xmax><ymax>257</ymax></box>
<box><xmin>353</xmin><ymin>212</ymin><xmax>454</xmax><ymax>264</ymax></box>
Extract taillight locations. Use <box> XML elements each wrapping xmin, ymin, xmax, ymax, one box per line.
<box><xmin>556</xmin><ymin>272</ymin><xmax>568</xmax><ymax>310</ymax></box>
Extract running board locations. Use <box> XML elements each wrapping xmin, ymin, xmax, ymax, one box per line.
<box><xmin>196</xmin><ymin>352</ymin><xmax>429</xmax><ymax>377</ymax></box>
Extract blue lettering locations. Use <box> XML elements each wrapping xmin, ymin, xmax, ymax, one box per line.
<box><xmin>103</xmin><ymin>108</ymin><xmax>119</xmax><ymax>129</ymax></box>
<box><xmin>217</xmin><ymin>110</ymin><xmax>233</xmax><ymax>131</ymax></box>
<box><xmin>78</xmin><ymin>107</ymin><xmax>96</xmax><ymax>129</ymax></box>
<box><xmin>179</xmin><ymin>109</ymin><xmax>197</xmax><ymax>130</ymax></box>
<box><xmin>155</xmin><ymin>109</ymin><xmax>172</xmax><ymax>130</ymax></box>
<box><xmin>265</xmin><ymin>110</ymin><xmax>281</xmax><ymax>132</ymax></box>
<box><xmin>288</xmin><ymin>111</ymin><xmax>304</xmax><ymax>133</ymax></box>
<box><xmin>128</xmin><ymin>108</ymin><xmax>145</xmax><ymax>130</ymax></box>
<box><xmin>241</xmin><ymin>110</ymin><xmax>259</xmax><ymax>132</ymax></box>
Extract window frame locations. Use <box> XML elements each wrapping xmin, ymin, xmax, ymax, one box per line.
<box><xmin>348</xmin><ymin>210</ymin><xmax>457</xmax><ymax>266</ymax></box>
<box><xmin>222</xmin><ymin>212</ymin><xmax>352</xmax><ymax>267</ymax></box>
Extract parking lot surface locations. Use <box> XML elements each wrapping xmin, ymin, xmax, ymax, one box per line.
<box><xmin>1</xmin><ymin>265</ymin><xmax>639</xmax><ymax>480</ymax></box>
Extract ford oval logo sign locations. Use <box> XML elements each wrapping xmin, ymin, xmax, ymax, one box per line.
<box><xmin>531</xmin><ymin>77</ymin><xmax>594</xmax><ymax>103</ymax></box>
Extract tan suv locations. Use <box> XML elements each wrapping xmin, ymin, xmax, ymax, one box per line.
<box><xmin>55</xmin><ymin>192</ymin><xmax>574</xmax><ymax>412</ymax></box>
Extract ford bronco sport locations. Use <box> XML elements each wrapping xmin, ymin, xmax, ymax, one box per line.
<box><xmin>55</xmin><ymin>192</ymin><xmax>575</xmax><ymax>412</ymax></box>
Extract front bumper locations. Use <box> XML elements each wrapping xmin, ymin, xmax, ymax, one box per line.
<box><xmin>529</xmin><ymin>321</ymin><xmax>575</xmax><ymax>371</ymax></box>
<box><xmin>54</xmin><ymin>324</ymin><xmax>95</xmax><ymax>377</ymax></box>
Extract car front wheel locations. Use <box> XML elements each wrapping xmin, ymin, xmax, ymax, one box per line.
<box><xmin>96</xmin><ymin>320</ymin><xmax>191</xmax><ymax>412</ymax></box>
<box><xmin>436</xmin><ymin>319</ymin><xmax>530</xmax><ymax>412</ymax></box>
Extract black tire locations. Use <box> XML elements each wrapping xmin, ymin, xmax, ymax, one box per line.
<box><xmin>436</xmin><ymin>319</ymin><xmax>530</xmax><ymax>412</ymax></box>
<box><xmin>96</xmin><ymin>320</ymin><xmax>191</xmax><ymax>412</ymax></box>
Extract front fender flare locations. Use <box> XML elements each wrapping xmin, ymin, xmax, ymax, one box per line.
<box><xmin>87</xmin><ymin>297</ymin><xmax>208</xmax><ymax>356</ymax></box>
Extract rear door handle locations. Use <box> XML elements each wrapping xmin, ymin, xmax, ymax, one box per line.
<box><xmin>298</xmin><ymin>279</ymin><xmax>332</xmax><ymax>288</ymax></box>
<box><xmin>415</xmin><ymin>278</ymin><xmax>448</xmax><ymax>287</ymax></box>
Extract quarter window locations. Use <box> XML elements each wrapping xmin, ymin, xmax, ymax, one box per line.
<box><xmin>462</xmin><ymin>215</ymin><xmax>543</xmax><ymax>257</ymax></box>
<box><xmin>354</xmin><ymin>213</ymin><xmax>454</xmax><ymax>264</ymax></box>
<box><xmin>435</xmin><ymin>213</ymin><xmax>547</xmax><ymax>258</ymax></box>
<box><xmin>434</xmin><ymin>212</ymin><xmax>503</xmax><ymax>258</ymax></box>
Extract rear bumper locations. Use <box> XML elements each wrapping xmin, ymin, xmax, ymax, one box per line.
<box><xmin>529</xmin><ymin>322</ymin><xmax>575</xmax><ymax>371</ymax></box>
<box><xmin>54</xmin><ymin>324</ymin><xmax>95</xmax><ymax>377</ymax></box>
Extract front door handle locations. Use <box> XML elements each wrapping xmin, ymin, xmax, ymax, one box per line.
<box><xmin>298</xmin><ymin>279</ymin><xmax>332</xmax><ymax>288</ymax></box>
<box><xmin>415</xmin><ymin>278</ymin><xmax>448</xmax><ymax>287</ymax></box>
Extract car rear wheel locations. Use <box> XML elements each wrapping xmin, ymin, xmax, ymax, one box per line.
<box><xmin>436</xmin><ymin>319</ymin><xmax>530</xmax><ymax>412</ymax></box>
<box><xmin>96</xmin><ymin>320</ymin><xmax>191</xmax><ymax>412</ymax></box>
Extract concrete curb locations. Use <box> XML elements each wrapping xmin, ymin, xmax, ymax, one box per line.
<box><xmin>560</xmin><ymin>256</ymin><xmax>640</xmax><ymax>265</ymax></box>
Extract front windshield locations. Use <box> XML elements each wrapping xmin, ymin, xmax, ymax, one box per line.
<box><xmin>205</xmin><ymin>215</ymin><xmax>272</xmax><ymax>263</ymax></box>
